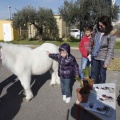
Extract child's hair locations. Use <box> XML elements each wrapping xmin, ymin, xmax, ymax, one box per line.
<box><xmin>84</xmin><ymin>25</ymin><xmax>93</xmax><ymax>32</ymax></box>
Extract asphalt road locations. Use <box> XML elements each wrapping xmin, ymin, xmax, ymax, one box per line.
<box><xmin>0</xmin><ymin>49</ymin><xmax>120</xmax><ymax>120</ymax></box>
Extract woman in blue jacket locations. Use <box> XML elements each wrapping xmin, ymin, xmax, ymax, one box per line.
<box><xmin>47</xmin><ymin>43</ymin><xmax>79</xmax><ymax>103</ymax></box>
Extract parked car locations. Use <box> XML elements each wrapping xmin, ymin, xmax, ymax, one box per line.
<box><xmin>70</xmin><ymin>29</ymin><xmax>82</xmax><ymax>39</ymax></box>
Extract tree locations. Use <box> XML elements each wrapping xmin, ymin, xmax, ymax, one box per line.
<box><xmin>59</xmin><ymin>0</ymin><xmax>120</xmax><ymax>31</ymax></box>
<box><xmin>12</xmin><ymin>6</ymin><xmax>58</xmax><ymax>40</ymax></box>
<box><xmin>58</xmin><ymin>0</ymin><xmax>79</xmax><ymax>26</ymax></box>
<box><xmin>36</xmin><ymin>8</ymin><xmax>58</xmax><ymax>40</ymax></box>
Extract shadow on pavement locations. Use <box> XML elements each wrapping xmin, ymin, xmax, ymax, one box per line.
<box><xmin>0</xmin><ymin>75</ymin><xmax>23</xmax><ymax>120</ymax></box>
<box><xmin>0</xmin><ymin>71</ymin><xmax>51</xmax><ymax>120</ymax></box>
<box><xmin>0</xmin><ymin>74</ymin><xmax>17</xmax><ymax>96</ymax></box>
<box><xmin>31</xmin><ymin>71</ymin><xmax>51</xmax><ymax>97</ymax></box>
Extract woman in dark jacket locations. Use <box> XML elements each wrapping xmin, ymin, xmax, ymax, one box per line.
<box><xmin>91</xmin><ymin>15</ymin><xmax>117</xmax><ymax>84</ymax></box>
<box><xmin>47</xmin><ymin>43</ymin><xmax>79</xmax><ymax>103</ymax></box>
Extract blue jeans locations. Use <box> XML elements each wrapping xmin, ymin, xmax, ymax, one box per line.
<box><xmin>91</xmin><ymin>58</ymin><xmax>106</xmax><ymax>84</ymax></box>
<box><xmin>60</xmin><ymin>77</ymin><xmax>71</xmax><ymax>98</ymax></box>
<box><xmin>80</xmin><ymin>57</ymin><xmax>91</xmax><ymax>80</ymax></box>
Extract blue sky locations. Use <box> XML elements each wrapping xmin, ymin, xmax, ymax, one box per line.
<box><xmin>0</xmin><ymin>0</ymin><xmax>120</xmax><ymax>20</ymax></box>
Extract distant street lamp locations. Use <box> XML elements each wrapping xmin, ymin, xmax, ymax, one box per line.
<box><xmin>8</xmin><ymin>6</ymin><xmax>11</xmax><ymax>20</ymax></box>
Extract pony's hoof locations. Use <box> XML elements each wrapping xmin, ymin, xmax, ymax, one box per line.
<box><xmin>49</xmin><ymin>83</ymin><xmax>55</xmax><ymax>86</ymax></box>
<box><xmin>49</xmin><ymin>84</ymin><xmax>54</xmax><ymax>86</ymax></box>
<box><xmin>25</xmin><ymin>95</ymin><xmax>34</xmax><ymax>102</ymax></box>
<box><xmin>57</xmin><ymin>83</ymin><xmax>60</xmax><ymax>85</ymax></box>
<box><xmin>23</xmin><ymin>97</ymin><xmax>32</xmax><ymax>102</ymax></box>
<box><xmin>26</xmin><ymin>99</ymin><xmax>31</xmax><ymax>102</ymax></box>
<box><xmin>26</xmin><ymin>98</ymin><xmax>33</xmax><ymax>102</ymax></box>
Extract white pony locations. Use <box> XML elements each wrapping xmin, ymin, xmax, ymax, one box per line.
<box><xmin>0</xmin><ymin>42</ymin><xmax>60</xmax><ymax>101</ymax></box>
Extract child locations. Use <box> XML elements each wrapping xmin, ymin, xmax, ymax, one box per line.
<box><xmin>79</xmin><ymin>25</ymin><xmax>93</xmax><ymax>80</ymax></box>
<box><xmin>47</xmin><ymin>43</ymin><xmax>79</xmax><ymax>103</ymax></box>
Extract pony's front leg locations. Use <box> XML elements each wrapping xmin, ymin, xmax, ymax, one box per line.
<box><xmin>19</xmin><ymin>75</ymin><xmax>33</xmax><ymax>102</ymax></box>
<box><xmin>49</xmin><ymin>70</ymin><xmax>60</xmax><ymax>86</ymax></box>
<box><xmin>51</xmin><ymin>61</ymin><xmax>60</xmax><ymax>86</ymax></box>
<box><xmin>49</xmin><ymin>70</ymin><xmax>56</xmax><ymax>86</ymax></box>
<box><xmin>56</xmin><ymin>71</ymin><xmax>60</xmax><ymax>85</ymax></box>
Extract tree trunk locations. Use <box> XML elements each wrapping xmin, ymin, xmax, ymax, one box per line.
<box><xmin>33</xmin><ymin>23</ymin><xmax>43</xmax><ymax>41</ymax></box>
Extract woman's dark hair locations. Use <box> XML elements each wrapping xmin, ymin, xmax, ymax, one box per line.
<box><xmin>97</xmin><ymin>15</ymin><xmax>113</xmax><ymax>35</ymax></box>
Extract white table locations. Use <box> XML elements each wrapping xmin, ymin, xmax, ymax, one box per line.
<box><xmin>77</xmin><ymin>83</ymin><xmax>116</xmax><ymax>120</ymax></box>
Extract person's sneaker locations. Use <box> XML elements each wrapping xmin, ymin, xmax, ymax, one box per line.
<box><xmin>63</xmin><ymin>95</ymin><xmax>66</xmax><ymax>101</ymax></box>
<box><xmin>66</xmin><ymin>97</ymin><xmax>71</xmax><ymax>103</ymax></box>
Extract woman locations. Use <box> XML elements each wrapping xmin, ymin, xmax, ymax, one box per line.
<box><xmin>91</xmin><ymin>15</ymin><xmax>117</xmax><ymax>84</ymax></box>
